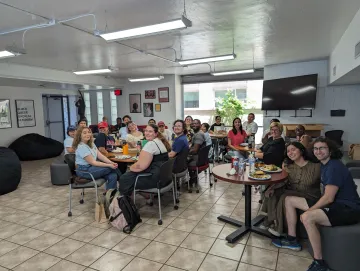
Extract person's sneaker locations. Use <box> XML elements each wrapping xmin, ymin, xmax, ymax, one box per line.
<box><xmin>259</xmin><ymin>223</ymin><xmax>269</xmax><ymax>230</ymax></box>
<box><xmin>271</xmin><ymin>236</ymin><xmax>302</xmax><ymax>251</ymax></box>
<box><xmin>307</xmin><ymin>260</ymin><xmax>332</xmax><ymax>271</ymax></box>
<box><xmin>268</xmin><ymin>225</ymin><xmax>281</xmax><ymax>237</ymax></box>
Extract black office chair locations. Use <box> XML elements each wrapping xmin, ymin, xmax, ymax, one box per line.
<box><xmin>172</xmin><ymin>148</ymin><xmax>190</xmax><ymax>200</ymax></box>
<box><xmin>325</xmin><ymin>130</ymin><xmax>344</xmax><ymax>147</ymax></box>
<box><xmin>188</xmin><ymin>145</ymin><xmax>212</xmax><ymax>193</ymax></box>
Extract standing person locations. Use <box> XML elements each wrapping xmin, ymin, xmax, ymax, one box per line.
<box><xmin>201</xmin><ymin>123</ymin><xmax>212</xmax><ymax>146</ymax></box>
<box><xmin>296</xmin><ymin>125</ymin><xmax>312</xmax><ymax>149</ymax></box>
<box><xmin>157</xmin><ymin>121</ymin><xmax>173</xmax><ymax>142</ymax></box>
<box><xmin>227</xmin><ymin>118</ymin><xmax>247</xmax><ymax>159</ymax></box>
<box><xmin>77</xmin><ymin>118</ymin><xmax>87</xmax><ymax>128</ymax></box>
<box><xmin>73</xmin><ymin>127</ymin><xmax>119</xmax><ymax>190</ymax></box>
<box><xmin>272</xmin><ymin>137</ymin><xmax>360</xmax><ymax>271</ymax></box>
<box><xmin>126</xmin><ymin>121</ymin><xmax>144</xmax><ymax>148</ymax></box>
<box><xmin>184</xmin><ymin>115</ymin><xmax>194</xmax><ymax>143</ymax></box>
<box><xmin>94</xmin><ymin>122</ymin><xmax>116</xmax><ymax>155</ymax></box>
<box><xmin>75</xmin><ymin>95</ymin><xmax>86</xmax><ymax>120</ymax></box>
<box><xmin>209</xmin><ymin>116</ymin><xmax>226</xmax><ymax>134</ymax></box>
<box><xmin>243</xmin><ymin>113</ymin><xmax>258</xmax><ymax>138</ymax></box>
<box><xmin>188</xmin><ymin>119</ymin><xmax>206</xmax><ymax>190</ymax></box>
<box><xmin>169</xmin><ymin>120</ymin><xmax>189</xmax><ymax>158</ymax></box>
<box><xmin>119</xmin><ymin>115</ymin><xmax>131</xmax><ymax>139</ymax></box>
<box><xmin>64</xmin><ymin>126</ymin><xmax>76</xmax><ymax>155</ymax></box>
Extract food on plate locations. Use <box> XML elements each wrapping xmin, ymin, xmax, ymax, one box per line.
<box><xmin>255</xmin><ymin>162</ymin><xmax>265</xmax><ymax>168</ymax></box>
<box><xmin>255</xmin><ymin>170</ymin><xmax>265</xmax><ymax>175</ymax></box>
<box><xmin>249</xmin><ymin>171</ymin><xmax>271</xmax><ymax>180</ymax></box>
<box><xmin>263</xmin><ymin>164</ymin><xmax>279</xmax><ymax>171</ymax></box>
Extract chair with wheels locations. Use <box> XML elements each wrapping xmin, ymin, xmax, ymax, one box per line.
<box><xmin>172</xmin><ymin>148</ymin><xmax>190</xmax><ymax>200</ymax></box>
<box><xmin>64</xmin><ymin>154</ymin><xmax>107</xmax><ymax>217</ymax></box>
<box><xmin>188</xmin><ymin>145</ymin><xmax>212</xmax><ymax>193</ymax></box>
<box><xmin>133</xmin><ymin>158</ymin><xmax>177</xmax><ymax>225</ymax></box>
<box><xmin>325</xmin><ymin>130</ymin><xmax>344</xmax><ymax>147</ymax></box>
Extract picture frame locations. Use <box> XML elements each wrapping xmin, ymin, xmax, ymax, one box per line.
<box><xmin>15</xmin><ymin>100</ymin><xmax>36</xmax><ymax>128</ymax></box>
<box><xmin>129</xmin><ymin>94</ymin><xmax>141</xmax><ymax>113</ymax></box>
<box><xmin>0</xmin><ymin>99</ymin><xmax>12</xmax><ymax>129</ymax></box>
<box><xmin>158</xmin><ymin>87</ymin><xmax>169</xmax><ymax>102</ymax></box>
<box><xmin>143</xmin><ymin>103</ymin><xmax>154</xmax><ymax>117</ymax></box>
<box><xmin>145</xmin><ymin>90</ymin><xmax>156</xmax><ymax>99</ymax></box>
<box><xmin>155</xmin><ymin>104</ymin><xmax>161</xmax><ymax>112</ymax></box>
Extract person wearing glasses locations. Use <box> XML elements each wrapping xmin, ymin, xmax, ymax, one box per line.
<box><xmin>168</xmin><ymin>120</ymin><xmax>189</xmax><ymax>158</ymax></box>
<box><xmin>272</xmin><ymin>137</ymin><xmax>360</xmax><ymax>271</ymax></box>
<box><xmin>157</xmin><ymin>121</ymin><xmax>173</xmax><ymax>142</ymax></box>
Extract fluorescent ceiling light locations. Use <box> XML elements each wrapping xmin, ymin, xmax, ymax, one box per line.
<box><xmin>178</xmin><ymin>54</ymin><xmax>236</xmax><ymax>65</ymax></box>
<box><xmin>100</xmin><ymin>16</ymin><xmax>192</xmax><ymax>41</ymax></box>
<box><xmin>290</xmin><ymin>86</ymin><xmax>316</xmax><ymax>95</ymax></box>
<box><xmin>74</xmin><ymin>69</ymin><xmax>112</xmax><ymax>75</ymax></box>
<box><xmin>211</xmin><ymin>69</ymin><xmax>255</xmax><ymax>76</ymax></box>
<box><xmin>128</xmin><ymin>76</ymin><xmax>164</xmax><ymax>82</ymax></box>
<box><xmin>0</xmin><ymin>50</ymin><xmax>16</xmax><ymax>59</ymax></box>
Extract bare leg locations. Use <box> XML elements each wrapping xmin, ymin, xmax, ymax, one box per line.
<box><xmin>301</xmin><ymin>209</ymin><xmax>331</xmax><ymax>260</ymax></box>
<box><xmin>284</xmin><ymin>196</ymin><xmax>309</xmax><ymax>237</ymax></box>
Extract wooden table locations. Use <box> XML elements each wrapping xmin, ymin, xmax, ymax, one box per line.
<box><xmin>212</xmin><ymin>163</ymin><xmax>288</xmax><ymax>243</ymax></box>
<box><xmin>106</xmin><ymin>151</ymin><xmax>137</xmax><ymax>163</ymax></box>
<box><xmin>233</xmin><ymin>145</ymin><xmax>255</xmax><ymax>152</ymax></box>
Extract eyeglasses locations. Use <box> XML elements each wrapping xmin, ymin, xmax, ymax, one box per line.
<box><xmin>158</xmin><ymin>125</ymin><xmax>165</xmax><ymax>127</ymax></box>
<box><xmin>313</xmin><ymin>147</ymin><xmax>328</xmax><ymax>151</ymax></box>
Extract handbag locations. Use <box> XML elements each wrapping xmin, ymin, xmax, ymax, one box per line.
<box><xmin>95</xmin><ymin>195</ymin><xmax>108</xmax><ymax>223</ymax></box>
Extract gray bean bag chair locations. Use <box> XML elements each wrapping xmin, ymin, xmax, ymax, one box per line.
<box><xmin>9</xmin><ymin>133</ymin><xmax>64</xmax><ymax>161</ymax></box>
<box><xmin>0</xmin><ymin>147</ymin><xmax>21</xmax><ymax>195</ymax></box>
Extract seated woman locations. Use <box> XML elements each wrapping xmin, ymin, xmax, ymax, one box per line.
<box><xmin>169</xmin><ymin>120</ymin><xmax>189</xmax><ymax>158</ymax></box>
<box><xmin>73</xmin><ymin>127</ymin><xmax>119</xmax><ymax>190</ymax></box>
<box><xmin>227</xmin><ymin>117</ymin><xmax>247</xmax><ymax>159</ymax></box>
<box><xmin>126</xmin><ymin>121</ymin><xmax>144</xmax><ymax>148</ymax></box>
<box><xmin>201</xmin><ymin>123</ymin><xmax>212</xmax><ymax>146</ymax></box>
<box><xmin>254</xmin><ymin>122</ymin><xmax>285</xmax><ymax>167</ymax></box>
<box><xmin>184</xmin><ymin>115</ymin><xmax>194</xmax><ymax>143</ymax></box>
<box><xmin>209</xmin><ymin>115</ymin><xmax>226</xmax><ymax>134</ymax></box>
<box><xmin>119</xmin><ymin>124</ymin><xmax>171</xmax><ymax>196</ymax></box>
<box><xmin>261</xmin><ymin>142</ymin><xmax>321</xmax><ymax>236</ymax></box>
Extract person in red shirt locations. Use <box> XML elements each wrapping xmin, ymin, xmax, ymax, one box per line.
<box><xmin>227</xmin><ymin>117</ymin><xmax>247</xmax><ymax>159</ymax></box>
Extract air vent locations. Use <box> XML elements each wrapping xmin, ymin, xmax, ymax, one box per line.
<box><xmin>355</xmin><ymin>41</ymin><xmax>360</xmax><ymax>59</ymax></box>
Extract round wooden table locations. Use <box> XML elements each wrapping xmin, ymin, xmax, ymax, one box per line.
<box><xmin>106</xmin><ymin>151</ymin><xmax>137</xmax><ymax>163</ymax></box>
<box><xmin>212</xmin><ymin>163</ymin><xmax>288</xmax><ymax>243</ymax></box>
<box><xmin>234</xmin><ymin>145</ymin><xmax>255</xmax><ymax>152</ymax></box>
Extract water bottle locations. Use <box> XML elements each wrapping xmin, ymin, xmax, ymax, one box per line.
<box><xmin>239</xmin><ymin>158</ymin><xmax>245</xmax><ymax>176</ymax></box>
<box><xmin>249</xmin><ymin>152</ymin><xmax>256</xmax><ymax>173</ymax></box>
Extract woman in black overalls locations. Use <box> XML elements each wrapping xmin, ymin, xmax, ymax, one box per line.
<box><xmin>119</xmin><ymin>124</ymin><xmax>171</xmax><ymax>196</ymax></box>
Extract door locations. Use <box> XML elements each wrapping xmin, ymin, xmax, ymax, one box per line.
<box><xmin>43</xmin><ymin>96</ymin><xmax>65</xmax><ymax>142</ymax></box>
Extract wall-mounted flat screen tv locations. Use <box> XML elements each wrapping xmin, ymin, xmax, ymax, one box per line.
<box><xmin>261</xmin><ymin>74</ymin><xmax>318</xmax><ymax>110</ymax></box>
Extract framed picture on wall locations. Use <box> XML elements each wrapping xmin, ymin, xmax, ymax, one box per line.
<box><xmin>0</xmin><ymin>99</ymin><xmax>11</xmax><ymax>129</ymax></box>
<box><xmin>129</xmin><ymin>94</ymin><xmax>141</xmax><ymax>113</ymax></box>
<box><xmin>143</xmin><ymin>103</ymin><xmax>154</xmax><ymax>117</ymax></box>
<box><xmin>15</xmin><ymin>100</ymin><xmax>36</xmax><ymax>128</ymax></box>
<box><xmin>155</xmin><ymin>104</ymin><xmax>161</xmax><ymax>112</ymax></box>
<box><xmin>145</xmin><ymin>90</ymin><xmax>156</xmax><ymax>99</ymax></box>
<box><xmin>158</xmin><ymin>87</ymin><xmax>169</xmax><ymax>102</ymax></box>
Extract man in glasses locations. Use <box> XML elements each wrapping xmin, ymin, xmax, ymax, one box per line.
<box><xmin>272</xmin><ymin>137</ymin><xmax>360</xmax><ymax>271</ymax></box>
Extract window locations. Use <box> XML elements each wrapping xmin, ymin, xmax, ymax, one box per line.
<box><xmin>215</xmin><ymin>89</ymin><xmax>247</xmax><ymax>107</ymax></box>
<box><xmin>110</xmin><ymin>92</ymin><xmax>118</xmax><ymax>125</ymax></box>
<box><xmin>236</xmin><ymin>89</ymin><xmax>247</xmax><ymax>100</ymax></box>
<box><xmin>184</xmin><ymin>92</ymin><xmax>199</xmax><ymax>108</ymax></box>
<box><xmin>84</xmin><ymin>92</ymin><xmax>91</xmax><ymax>125</ymax></box>
<box><xmin>96</xmin><ymin>92</ymin><xmax>104</xmax><ymax>122</ymax></box>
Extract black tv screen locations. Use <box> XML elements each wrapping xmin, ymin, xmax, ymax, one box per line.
<box><xmin>261</xmin><ymin>74</ymin><xmax>318</xmax><ymax>110</ymax></box>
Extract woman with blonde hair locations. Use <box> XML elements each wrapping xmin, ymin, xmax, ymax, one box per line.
<box><xmin>72</xmin><ymin>126</ymin><xmax>119</xmax><ymax>190</ymax></box>
<box><xmin>254</xmin><ymin>122</ymin><xmax>285</xmax><ymax>167</ymax></box>
<box><xmin>126</xmin><ymin>121</ymin><xmax>144</xmax><ymax>148</ymax></box>
<box><xmin>119</xmin><ymin>124</ymin><xmax>171</xmax><ymax>197</ymax></box>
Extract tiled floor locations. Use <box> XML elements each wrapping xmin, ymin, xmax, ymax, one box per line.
<box><xmin>0</xmin><ymin>158</ymin><xmax>313</xmax><ymax>271</ymax></box>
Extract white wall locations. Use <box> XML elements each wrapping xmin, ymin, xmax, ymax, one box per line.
<box><xmin>330</xmin><ymin>8</ymin><xmax>360</xmax><ymax>83</ymax></box>
<box><xmin>0</xmin><ymin>86</ymin><xmax>77</xmax><ymax>147</ymax></box>
<box><xmin>264</xmin><ymin>60</ymin><xmax>360</xmax><ymax>149</ymax></box>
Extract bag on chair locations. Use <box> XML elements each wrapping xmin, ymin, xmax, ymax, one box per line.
<box><xmin>108</xmin><ymin>195</ymin><xmax>142</xmax><ymax>234</ymax></box>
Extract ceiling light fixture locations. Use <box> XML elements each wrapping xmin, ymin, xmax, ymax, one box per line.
<box><xmin>0</xmin><ymin>50</ymin><xmax>15</xmax><ymax>59</ymax></box>
<box><xmin>128</xmin><ymin>76</ymin><xmax>164</xmax><ymax>82</ymax></box>
<box><xmin>211</xmin><ymin>69</ymin><xmax>255</xmax><ymax>76</ymax></box>
<box><xmin>178</xmin><ymin>54</ymin><xmax>236</xmax><ymax>66</ymax></box>
<box><xmin>74</xmin><ymin>69</ymin><xmax>112</xmax><ymax>75</ymax></box>
<box><xmin>100</xmin><ymin>16</ymin><xmax>192</xmax><ymax>41</ymax></box>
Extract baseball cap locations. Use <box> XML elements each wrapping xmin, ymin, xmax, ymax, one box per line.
<box><xmin>158</xmin><ymin>121</ymin><xmax>165</xmax><ymax>126</ymax></box>
<box><xmin>98</xmin><ymin>121</ymin><xmax>108</xmax><ymax>129</ymax></box>
<box><xmin>67</xmin><ymin>125</ymin><xmax>76</xmax><ymax>133</ymax></box>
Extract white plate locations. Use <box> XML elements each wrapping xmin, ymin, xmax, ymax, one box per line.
<box><xmin>259</xmin><ymin>166</ymin><xmax>282</xmax><ymax>173</ymax></box>
<box><xmin>115</xmin><ymin>155</ymin><xmax>131</xmax><ymax>159</ymax></box>
<box><xmin>112</xmin><ymin>149</ymin><xmax>123</xmax><ymax>153</ymax></box>
<box><xmin>248</xmin><ymin>174</ymin><xmax>271</xmax><ymax>180</ymax></box>
<box><xmin>240</xmin><ymin>143</ymin><xmax>248</xmax><ymax>146</ymax></box>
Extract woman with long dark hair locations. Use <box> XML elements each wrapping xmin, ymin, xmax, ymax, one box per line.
<box><xmin>184</xmin><ymin>115</ymin><xmax>194</xmax><ymax>143</ymax></box>
<box><xmin>227</xmin><ymin>117</ymin><xmax>247</xmax><ymax>159</ymax></box>
<box><xmin>260</xmin><ymin>142</ymin><xmax>321</xmax><ymax>236</ymax></box>
<box><xmin>119</xmin><ymin>124</ymin><xmax>171</xmax><ymax>197</ymax></box>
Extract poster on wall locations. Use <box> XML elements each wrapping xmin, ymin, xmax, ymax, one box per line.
<box><xmin>145</xmin><ymin>90</ymin><xmax>156</xmax><ymax>99</ymax></box>
<box><xmin>129</xmin><ymin>94</ymin><xmax>141</xmax><ymax>113</ymax></box>
<box><xmin>0</xmin><ymin>99</ymin><xmax>11</xmax><ymax>129</ymax></box>
<box><xmin>143</xmin><ymin>103</ymin><xmax>154</xmax><ymax>117</ymax></box>
<box><xmin>158</xmin><ymin>87</ymin><xmax>169</xmax><ymax>102</ymax></box>
<box><xmin>15</xmin><ymin>100</ymin><xmax>36</xmax><ymax>128</ymax></box>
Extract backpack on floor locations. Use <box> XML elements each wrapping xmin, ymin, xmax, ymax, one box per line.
<box><xmin>108</xmin><ymin>195</ymin><xmax>142</xmax><ymax>234</ymax></box>
<box><xmin>104</xmin><ymin>189</ymin><xmax>120</xmax><ymax>218</ymax></box>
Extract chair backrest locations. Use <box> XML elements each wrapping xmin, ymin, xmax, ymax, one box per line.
<box><xmin>64</xmin><ymin>154</ymin><xmax>76</xmax><ymax>175</ymax></box>
<box><xmin>325</xmin><ymin>130</ymin><xmax>344</xmax><ymax>146</ymax></box>
<box><xmin>196</xmin><ymin>145</ymin><xmax>211</xmax><ymax>167</ymax></box>
<box><xmin>172</xmin><ymin>148</ymin><xmax>190</xmax><ymax>174</ymax></box>
<box><xmin>158</xmin><ymin>158</ymin><xmax>176</xmax><ymax>188</ymax></box>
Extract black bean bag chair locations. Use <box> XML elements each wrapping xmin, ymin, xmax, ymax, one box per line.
<box><xmin>0</xmin><ymin>147</ymin><xmax>22</xmax><ymax>195</ymax></box>
<box><xmin>9</xmin><ymin>133</ymin><xmax>64</xmax><ymax>161</ymax></box>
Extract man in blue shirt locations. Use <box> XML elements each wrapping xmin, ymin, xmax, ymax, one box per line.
<box><xmin>272</xmin><ymin>137</ymin><xmax>360</xmax><ymax>271</ymax></box>
<box><xmin>64</xmin><ymin>126</ymin><xmax>76</xmax><ymax>154</ymax></box>
<box><xmin>169</xmin><ymin>120</ymin><xmax>189</xmax><ymax>158</ymax></box>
